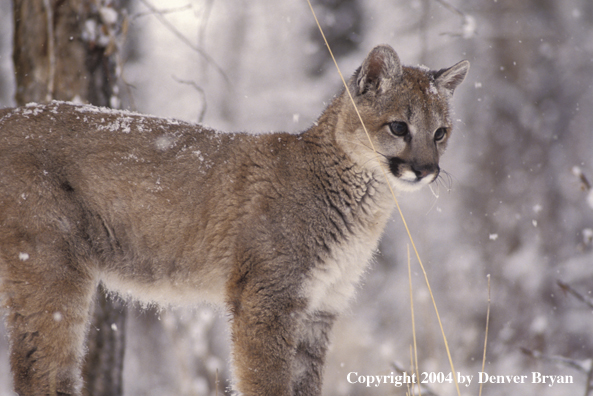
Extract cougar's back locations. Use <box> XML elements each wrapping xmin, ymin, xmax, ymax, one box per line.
<box><xmin>0</xmin><ymin>102</ymin><xmax>249</xmax><ymax>305</ymax></box>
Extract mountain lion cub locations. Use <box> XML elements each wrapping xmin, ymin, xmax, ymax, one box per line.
<box><xmin>0</xmin><ymin>45</ymin><xmax>468</xmax><ymax>395</ymax></box>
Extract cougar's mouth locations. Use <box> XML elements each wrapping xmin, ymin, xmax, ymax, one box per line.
<box><xmin>388</xmin><ymin>157</ymin><xmax>439</xmax><ymax>188</ymax></box>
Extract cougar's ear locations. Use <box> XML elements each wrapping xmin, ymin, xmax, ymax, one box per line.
<box><xmin>355</xmin><ymin>45</ymin><xmax>402</xmax><ymax>95</ymax></box>
<box><xmin>434</xmin><ymin>60</ymin><xmax>470</xmax><ymax>97</ymax></box>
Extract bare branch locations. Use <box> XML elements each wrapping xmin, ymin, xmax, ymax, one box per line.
<box><xmin>479</xmin><ymin>274</ymin><xmax>491</xmax><ymax>396</ymax></box>
<box><xmin>197</xmin><ymin>0</ymin><xmax>216</xmax><ymax>50</ymax></box>
<box><xmin>432</xmin><ymin>0</ymin><xmax>464</xmax><ymax>17</ymax></box>
<box><xmin>558</xmin><ymin>280</ymin><xmax>593</xmax><ymax>310</ymax></box>
<box><xmin>431</xmin><ymin>0</ymin><xmax>476</xmax><ymax>39</ymax></box>
<box><xmin>585</xmin><ymin>362</ymin><xmax>593</xmax><ymax>396</ymax></box>
<box><xmin>136</xmin><ymin>0</ymin><xmax>230</xmax><ymax>86</ymax></box>
<box><xmin>521</xmin><ymin>347</ymin><xmax>591</xmax><ymax>372</ymax></box>
<box><xmin>521</xmin><ymin>347</ymin><xmax>593</xmax><ymax>395</ymax></box>
<box><xmin>43</xmin><ymin>0</ymin><xmax>55</xmax><ymax>101</ymax></box>
<box><xmin>133</xmin><ymin>3</ymin><xmax>192</xmax><ymax>20</ymax></box>
<box><xmin>172</xmin><ymin>75</ymin><xmax>207</xmax><ymax>123</ymax></box>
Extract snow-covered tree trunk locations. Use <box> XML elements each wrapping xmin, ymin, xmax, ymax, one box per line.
<box><xmin>12</xmin><ymin>1</ymin><xmax>126</xmax><ymax>395</ymax></box>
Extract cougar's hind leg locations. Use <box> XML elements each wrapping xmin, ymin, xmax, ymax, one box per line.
<box><xmin>1</xmin><ymin>239</ymin><xmax>96</xmax><ymax>396</ymax></box>
<box><xmin>0</xmin><ymin>155</ymin><xmax>103</xmax><ymax>395</ymax></box>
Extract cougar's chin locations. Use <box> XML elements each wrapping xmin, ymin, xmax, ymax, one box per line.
<box><xmin>389</xmin><ymin>177</ymin><xmax>428</xmax><ymax>192</ymax></box>
<box><xmin>388</xmin><ymin>169</ymin><xmax>438</xmax><ymax>192</ymax></box>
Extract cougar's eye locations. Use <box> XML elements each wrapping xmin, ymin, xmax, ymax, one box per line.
<box><xmin>434</xmin><ymin>127</ymin><xmax>448</xmax><ymax>142</ymax></box>
<box><xmin>389</xmin><ymin>121</ymin><xmax>409</xmax><ymax>137</ymax></box>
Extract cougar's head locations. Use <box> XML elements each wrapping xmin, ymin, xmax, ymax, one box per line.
<box><xmin>337</xmin><ymin>45</ymin><xmax>469</xmax><ymax>192</ymax></box>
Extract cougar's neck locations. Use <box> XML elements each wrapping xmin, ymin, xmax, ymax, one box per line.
<box><xmin>299</xmin><ymin>93</ymin><xmax>395</xmax><ymax>229</ymax></box>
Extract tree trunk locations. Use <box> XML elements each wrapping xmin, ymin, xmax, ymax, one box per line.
<box><xmin>12</xmin><ymin>1</ymin><xmax>126</xmax><ymax>395</ymax></box>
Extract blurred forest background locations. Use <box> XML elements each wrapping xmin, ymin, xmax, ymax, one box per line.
<box><xmin>1</xmin><ymin>0</ymin><xmax>593</xmax><ymax>395</ymax></box>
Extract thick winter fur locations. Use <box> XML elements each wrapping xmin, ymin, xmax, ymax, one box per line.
<box><xmin>0</xmin><ymin>45</ymin><xmax>468</xmax><ymax>396</ymax></box>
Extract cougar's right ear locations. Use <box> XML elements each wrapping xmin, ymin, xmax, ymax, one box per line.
<box><xmin>355</xmin><ymin>45</ymin><xmax>403</xmax><ymax>95</ymax></box>
<box><xmin>434</xmin><ymin>60</ymin><xmax>470</xmax><ymax>97</ymax></box>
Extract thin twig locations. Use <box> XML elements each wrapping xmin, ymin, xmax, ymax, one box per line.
<box><xmin>522</xmin><ymin>347</ymin><xmax>593</xmax><ymax>396</ymax></box>
<box><xmin>431</xmin><ymin>0</ymin><xmax>476</xmax><ymax>39</ymax></box>
<box><xmin>215</xmin><ymin>368</ymin><xmax>219</xmax><ymax>396</ymax></box>
<box><xmin>558</xmin><ymin>280</ymin><xmax>593</xmax><ymax>310</ymax></box>
<box><xmin>479</xmin><ymin>274</ymin><xmax>491</xmax><ymax>396</ymax></box>
<box><xmin>584</xmin><ymin>361</ymin><xmax>593</xmax><ymax>396</ymax></box>
<box><xmin>407</xmin><ymin>245</ymin><xmax>421</xmax><ymax>396</ymax></box>
<box><xmin>172</xmin><ymin>75</ymin><xmax>207</xmax><ymax>123</ymax></box>
<box><xmin>137</xmin><ymin>0</ymin><xmax>230</xmax><ymax>86</ymax></box>
<box><xmin>133</xmin><ymin>3</ymin><xmax>193</xmax><ymax>20</ymax></box>
<box><xmin>43</xmin><ymin>0</ymin><xmax>55</xmax><ymax>101</ymax></box>
<box><xmin>432</xmin><ymin>0</ymin><xmax>464</xmax><ymax>17</ymax></box>
<box><xmin>521</xmin><ymin>347</ymin><xmax>591</xmax><ymax>372</ymax></box>
<box><xmin>409</xmin><ymin>346</ymin><xmax>414</xmax><ymax>396</ymax></box>
<box><xmin>198</xmin><ymin>0</ymin><xmax>215</xmax><ymax>52</ymax></box>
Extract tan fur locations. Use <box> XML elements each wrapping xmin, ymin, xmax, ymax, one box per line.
<box><xmin>0</xmin><ymin>45</ymin><xmax>468</xmax><ymax>396</ymax></box>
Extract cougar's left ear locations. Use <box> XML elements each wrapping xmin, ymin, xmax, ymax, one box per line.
<box><xmin>434</xmin><ymin>60</ymin><xmax>470</xmax><ymax>97</ymax></box>
<box><xmin>355</xmin><ymin>45</ymin><xmax>403</xmax><ymax>95</ymax></box>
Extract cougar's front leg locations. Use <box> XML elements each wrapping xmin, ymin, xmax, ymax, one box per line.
<box><xmin>1</xmin><ymin>244</ymin><xmax>95</xmax><ymax>396</ymax></box>
<box><xmin>291</xmin><ymin>311</ymin><xmax>335</xmax><ymax>396</ymax></box>
<box><xmin>227</xmin><ymin>264</ymin><xmax>307</xmax><ymax>396</ymax></box>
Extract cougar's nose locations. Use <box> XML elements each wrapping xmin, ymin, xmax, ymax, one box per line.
<box><xmin>412</xmin><ymin>164</ymin><xmax>439</xmax><ymax>180</ymax></box>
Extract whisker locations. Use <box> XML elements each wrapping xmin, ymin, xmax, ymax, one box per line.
<box><xmin>428</xmin><ymin>183</ymin><xmax>440</xmax><ymax>199</ymax></box>
<box><xmin>426</xmin><ymin>170</ymin><xmax>455</xmax><ymax>215</ymax></box>
<box><xmin>438</xmin><ymin>169</ymin><xmax>455</xmax><ymax>192</ymax></box>
<box><xmin>424</xmin><ymin>182</ymin><xmax>441</xmax><ymax>215</ymax></box>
